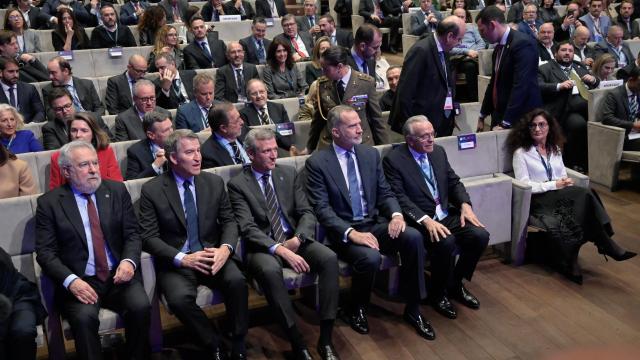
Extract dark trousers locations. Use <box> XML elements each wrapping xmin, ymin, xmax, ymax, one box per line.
<box><xmin>247</xmin><ymin>241</ymin><xmax>339</xmax><ymax>329</ymax></box>
<box><xmin>60</xmin><ymin>276</ymin><xmax>151</xmax><ymax>360</ymax></box>
<box><xmin>419</xmin><ymin>213</ymin><xmax>489</xmax><ymax>299</ymax></box>
<box><xmin>332</xmin><ymin>220</ymin><xmax>426</xmax><ymax>309</ymax></box>
<box><xmin>370</xmin><ymin>17</ymin><xmax>401</xmax><ymax>48</ymax></box>
<box><xmin>157</xmin><ymin>260</ymin><xmax>248</xmax><ymax>351</ymax></box>
<box><xmin>0</xmin><ymin>301</ymin><xmax>38</xmax><ymax>360</ymax></box>
<box><xmin>560</xmin><ymin>96</ymin><xmax>589</xmax><ymax>170</ymax></box>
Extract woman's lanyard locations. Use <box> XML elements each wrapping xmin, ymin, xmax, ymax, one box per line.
<box><xmin>5</xmin><ymin>134</ymin><xmax>15</xmax><ymax>150</ymax></box>
<box><xmin>535</xmin><ymin>147</ymin><xmax>553</xmax><ymax>181</ymax></box>
<box><xmin>282</xmin><ymin>69</ymin><xmax>294</xmax><ymax>90</ymax></box>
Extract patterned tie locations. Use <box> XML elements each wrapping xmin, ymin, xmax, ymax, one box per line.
<box><xmin>308</xmin><ymin>16</ymin><xmax>315</xmax><ymax>26</ymax></box>
<box><xmin>629</xmin><ymin>94</ymin><xmax>638</xmax><ymax>122</ymax></box>
<box><xmin>182</xmin><ymin>181</ymin><xmax>203</xmax><ymax>252</ymax></box>
<box><xmin>346</xmin><ymin>151</ymin><xmax>364</xmax><ymax>221</ymax></box>
<box><xmin>200</xmin><ymin>41</ymin><xmax>213</xmax><ymax>62</ymax></box>
<box><xmin>66</xmin><ymin>84</ymin><xmax>84</xmax><ymax>111</ymax></box>
<box><xmin>201</xmin><ymin>106</ymin><xmax>210</xmax><ymax>129</ymax></box>
<box><xmin>8</xmin><ymin>86</ymin><xmax>16</xmax><ymax>108</ymax></box>
<box><xmin>229</xmin><ymin>141</ymin><xmax>244</xmax><ymax>164</ymax></box>
<box><xmin>290</xmin><ymin>36</ymin><xmax>306</xmax><ymax>58</ymax></box>
<box><xmin>259</xmin><ymin>107</ymin><xmax>271</xmax><ymax>125</ymax></box>
<box><xmin>173</xmin><ymin>78</ymin><xmax>186</xmax><ymax>103</ymax></box>
<box><xmin>261</xmin><ymin>174</ymin><xmax>287</xmax><ymax>244</ymax></box>
<box><xmin>336</xmin><ymin>80</ymin><xmax>345</xmax><ymax>100</ymax></box>
<box><xmin>83</xmin><ymin>194</ymin><xmax>110</xmax><ymax>282</ymax></box>
<box><xmin>257</xmin><ymin>40</ymin><xmax>266</xmax><ymax>64</ymax></box>
<box><xmin>235</xmin><ymin>68</ymin><xmax>245</xmax><ymax>97</ymax></box>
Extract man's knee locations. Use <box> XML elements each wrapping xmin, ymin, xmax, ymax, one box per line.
<box><xmin>352</xmin><ymin>248</ymin><xmax>381</xmax><ymax>273</ymax></box>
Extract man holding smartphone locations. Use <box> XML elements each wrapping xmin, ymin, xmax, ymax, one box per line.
<box><xmin>554</xmin><ymin>1</ymin><xmax>585</xmax><ymax>42</ymax></box>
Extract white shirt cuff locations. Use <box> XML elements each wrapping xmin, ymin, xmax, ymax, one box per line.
<box><xmin>63</xmin><ymin>274</ymin><xmax>79</xmax><ymax>289</ymax></box>
<box><xmin>391</xmin><ymin>212</ymin><xmax>403</xmax><ymax>219</ymax></box>
<box><xmin>173</xmin><ymin>252</ymin><xmax>186</xmax><ymax>267</ymax></box>
<box><xmin>269</xmin><ymin>243</ymin><xmax>280</xmax><ymax>254</ymax></box>
<box><xmin>343</xmin><ymin>227</ymin><xmax>354</xmax><ymax>243</ymax></box>
<box><xmin>121</xmin><ymin>258</ymin><xmax>137</xmax><ymax>270</ymax></box>
<box><xmin>151</xmin><ymin>163</ymin><xmax>162</xmax><ymax>174</ymax></box>
<box><xmin>417</xmin><ymin>215</ymin><xmax>429</xmax><ymax>224</ymax></box>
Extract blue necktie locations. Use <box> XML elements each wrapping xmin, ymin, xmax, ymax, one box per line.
<box><xmin>183</xmin><ymin>181</ymin><xmax>203</xmax><ymax>252</ymax></box>
<box><xmin>257</xmin><ymin>40</ymin><xmax>266</xmax><ymax>63</ymax></box>
<box><xmin>200</xmin><ymin>41</ymin><xmax>213</xmax><ymax>62</ymax></box>
<box><xmin>361</xmin><ymin>60</ymin><xmax>369</xmax><ymax>76</ymax></box>
<box><xmin>346</xmin><ymin>151</ymin><xmax>364</xmax><ymax>221</ymax></box>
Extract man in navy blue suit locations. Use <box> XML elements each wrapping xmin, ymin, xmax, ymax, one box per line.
<box><xmin>175</xmin><ymin>73</ymin><xmax>220</xmax><ymax>133</ymax></box>
<box><xmin>476</xmin><ymin>5</ymin><xmax>542</xmax><ymax>130</ymax></box>
<box><xmin>305</xmin><ymin>105</ymin><xmax>434</xmax><ymax>341</ymax></box>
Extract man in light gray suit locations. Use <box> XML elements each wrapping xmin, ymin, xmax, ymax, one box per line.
<box><xmin>410</xmin><ymin>0</ymin><xmax>443</xmax><ymax>37</ymax></box>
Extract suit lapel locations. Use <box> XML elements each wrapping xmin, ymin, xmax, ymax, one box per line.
<box><xmin>194</xmin><ymin>174</ymin><xmax>209</xmax><ymax>237</ymax></box>
<box><xmin>354</xmin><ymin>145</ymin><xmax>372</xmax><ymax>209</ymax></box>
<box><xmin>163</xmin><ymin>173</ymin><xmax>187</xmax><ymax>229</ymax></box>
<box><xmin>325</xmin><ymin>149</ymin><xmax>351</xmax><ymax>205</ymax></box>
<box><xmin>400</xmin><ymin>145</ymin><xmax>434</xmax><ymax>201</ymax></box>
<box><xmin>267</xmin><ymin>102</ymin><xmax>283</xmax><ymax>123</ymax></box>
<box><xmin>343</xmin><ymin>71</ymin><xmax>359</xmax><ymax>102</ymax></box>
<box><xmin>271</xmin><ymin>167</ymin><xmax>290</xmax><ymax>221</ymax></box>
<box><xmin>429</xmin><ymin>36</ymin><xmax>447</xmax><ymax>84</ymax></box>
<box><xmin>244</xmin><ymin>168</ymin><xmax>268</xmax><ymax>212</ymax></box>
<box><xmin>59</xmin><ymin>187</ymin><xmax>88</xmax><ymax>250</ymax></box>
<box><xmin>621</xmin><ymin>86</ymin><xmax>631</xmax><ymax>119</ymax></box>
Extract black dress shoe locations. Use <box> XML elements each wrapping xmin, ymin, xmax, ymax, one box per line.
<box><xmin>341</xmin><ymin>307</ymin><xmax>369</xmax><ymax>334</ymax></box>
<box><xmin>230</xmin><ymin>352</ymin><xmax>246</xmax><ymax>360</ymax></box>
<box><xmin>295</xmin><ymin>348</ymin><xmax>314</xmax><ymax>360</ymax></box>
<box><xmin>431</xmin><ymin>296</ymin><xmax>457</xmax><ymax>319</ymax></box>
<box><xmin>450</xmin><ymin>285</ymin><xmax>481</xmax><ymax>309</ymax></box>
<box><xmin>403</xmin><ymin>311</ymin><xmax>436</xmax><ymax>340</ymax></box>
<box><xmin>317</xmin><ymin>344</ymin><xmax>339</xmax><ymax>360</ymax></box>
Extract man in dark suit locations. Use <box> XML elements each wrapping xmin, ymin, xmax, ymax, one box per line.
<box><xmin>35</xmin><ymin>141</ymin><xmax>150</xmax><ymax>359</ymax></box>
<box><xmin>538</xmin><ymin>41</ymin><xmax>598</xmax><ymax>171</ymax></box>
<box><xmin>390</xmin><ymin>16</ymin><xmax>464</xmax><ymax>137</ymax></box>
<box><xmin>215</xmin><ymin>42</ymin><xmax>260</xmax><ymax>103</ymax></box>
<box><xmin>139</xmin><ymin>129</ymin><xmax>248</xmax><ymax>359</ymax></box>
<box><xmin>296</xmin><ymin>0</ymin><xmax>322</xmax><ymax>41</ymax></box>
<box><xmin>159</xmin><ymin>0</ymin><xmax>188</xmax><ymax>23</ymax></box>
<box><xmin>537</xmin><ymin>23</ymin><xmax>556</xmax><ymax>63</ymax></box>
<box><xmin>175</xmin><ymin>74</ymin><xmax>220</xmax><ymax>133</ymax></box>
<box><xmin>114</xmin><ymin>79</ymin><xmax>171</xmax><ymax>142</ymax></box>
<box><xmin>0</xmin><ymin>57</ymin><xmax>45</xmax><ymax>123</ymax></box>
<box><xmin>223</xmin><ymin>0</ymin><xmax>256</xmax><ymax>20</ymax></box>
<box><xmin>0</xmin><ymin>31</ymin><xmax>48</xmax><ymax>83</ymax></box>
<box><xmin>476</xmin><ymin>6</ymin><xmax>542</xmax><ymax>130</ymax></box>
<box><xmin>553</xmin><ymin>1</ymin><xmax>584</xmax><ymax>42</ymax></box>
<box><xmin>240</xmin><ymin>18</ymin><xmax>272</xmax><ymax>65</ymax></box>
<box><xmin>42</xmin><ymin>57</ymin><xmax>105</xmax><ymax>121</ymax></box>
<box><xmin>516</xmin><ymin>4</ymin><xmax>543</xmax><ymax>40</ymax></box>
<box><xmin>359</xmin><ymin>0</ymin><xmax>403</xmax><ymax>53</ymax></box>
<box><xmin>347</xmin><ymin>24</ymin><xmax>378</xmax><ymax>78</ymax></box>
<box><xmin>90</xmin><ymin>4</ymin><xmax>138</xmax><ymax>49</ymax></box>
<box><xmin>305</xmin><ymin>105</ymin><xmax>432</xmax><ymax>340</ymax></box>
<box><xmin>105</xmin><ymin>55</ymin><xmax>149</xmax><ymax>115</ymax></box>
<box><xmin>240</xmin><ymin>79</ymin><xmax>297</xmax><ymax>153</ymax></box>
<box><xmin>572</xmin><ymin>26</ymin><xmax>595</xmax><ymax>67</ymax></box>
<box><xmin>308</xmin><ymin>45</ymin><xmax>388</xmax><ymax>152</ymax></box>
<box><xmin>153</xmin><ymin>53</ymin><xmax>196</xmax><ymax>110</ymax></box>
<box><xmin>593</xmin><ymin>25</ymin><xmax>635</xmax><ymax>68</ymax></box>
<box><xmin>201</xmin><ymin>102</ymin><xmax>250</xmax><ymax>168</ymax></box>
<box><xmin>255</xmin><ymin>0</ymin><xmax>287</xmax><ymax>18</ymax></box>
<box><xmin>318</xmin><ymin>14</ymin><xmax>353</xmax><ymax>48</ymax></box>
<box><xmin>383</xmin><ymin>116</ymin><xmax>489</xmax><ymax>320</ymax></box>
<box><xmin>614</xmin><ymin>0</ymin><xmax>638</xmax><ymax>39</ymax></box>
<box><xmin>0</xmin><ymin>246</ymin><xmax>46</xmax><ymax>360</ymax></box>
<box><xmin>42</xmin><ymin>88</ymin><xmax>112</xmax><ymax>150</ymax></box>
<box><xmin>228</xmin><ymin>128</ymin><xmax>340</xmax><ymax>360</ymax></box>
<box><xmin>506</xmin><ymin>0</ymin><xmax>531</xmax><ymax>23</ymax></box>
<box><xmin>16</xmin><ymin>0</ymin><xmax>52</xmax><ymax>29</ymax></box>
<box><xmin>275</xmin><ymin>14</ymin><xmax>314</xmax><ymax>62</ymax></box>
<box><xmin>119</xmin><ymin>0</ymin><xmax>150</xmax><ymax>25</ymax></box>
<box><xmin>125</xmin><ymin>111</ymin><xmax>174</xmax><ymax>180</ymax></box>
<box><xmin>410</xmin><ymin>0</ymin><xmax>444</xmax><ymax>37</ymax></box>
<box><xmin>183</xmin><ymin>16</ymin><xmax>228</xmax><ymax>69</ymax></box>
<box><xmin>600</xmin><ymin>66</ymin><xmax>640</xmax><ymax>151</ymax></box>
<box><xmin>380</xmin><ymin>66</ymin><xmax>400</xmax><ymax>112</ymax></box>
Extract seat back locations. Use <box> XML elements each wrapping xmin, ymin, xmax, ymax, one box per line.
<box><xmin>16</xmin><ymin>151</ymin><xmax>42</xmax><ymax>194</ymax></box>
<box><xmin>434</xmin><ymin>131</ymin><xmax>499</xmax><ymax>178</ymax></box>
<box><xmin>36</xmin><ymin>150</ymin><xmax>57</xmax><ymax>193</ymax></box>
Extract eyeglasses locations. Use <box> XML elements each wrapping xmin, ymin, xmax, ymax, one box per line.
<box><xmin>528</xmin><ymin>122</ymin><xmax>548</xmax><ymax>130</ymax></box>
<box><xmin>53</xmin><ymin>103</ymin><xmax>73</xmax><ymax>113</ymax></box>
<box><xmin>136</xmin><ymin>96</ymin><xmax>156</xmax><ymax>103</ymax></box>
<box><xmin>412</xmin><ymin>132</ymin><xmax>435</xmax><ymax>141</ymax></box>
<box><xmin>8</xmin><ymin>15</ymin><xmax>22</xmax><ymax>21</ymax></box>
<box><xmin>282</xmin><ymin>22</ymin><xmax>296</xmax><ymax>28</ymax></box>
<box><xmin>131</xmin><ymin>67</ymin><xmax>147</xmax><ymax>73</ymax></box>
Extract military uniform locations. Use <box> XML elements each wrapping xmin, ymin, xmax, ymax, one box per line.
<box><xmin>307</xmin><ymin>69</ymin><xmax>388</xmax><ymax>151</ymax></box>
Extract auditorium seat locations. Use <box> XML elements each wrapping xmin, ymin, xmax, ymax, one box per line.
<box><xmin>16</xmin><ymin>152</ymin><xmax>42</xmax><ymax>194</ymax></box>
<box><xmin>110</xmin><ymin>139</ymin><xmax>139</xmax><ymax>178</ymax></box>
<box><xmin>478</xmin><ymin>48</ymin><xmax>494</xmax><ymax>76</ymax></box>
<box><xmin>92</xmin><ymin>46</ymin><xmax>154</xmax><ymax>77</ymax></box>
<box><xmin>587</xmin><ymin>121</ymin><xmax>640</xmax><ymax>191</ymax></box>
<box><xmin>23</xmin><ymin>122</ymin><xmax>45</xmax><ymax>143</ymax></box>
<box><xmin>34</xmin><ymin>50</ymin><xmax>96</xmax><ymax>78</ymax></box>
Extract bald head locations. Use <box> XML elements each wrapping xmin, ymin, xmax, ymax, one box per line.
<box><xmin>572</xmin><ymin>25</ymin><xmax>590</xmax><ymax>47</ymax></box>
<box><xmin>127</xmin><ymin>54</ymin><xmax>148</xmax><ymax>80</ymax></box>
<box><xmin>607</xmin><ymin>25</ymin><xmax>624</xmax><ymax>47</ymax></box>
<box><xmin>436</xmin><ymin>16</ymin><xmax>466</xmax><ymax>52</ymax></box>
<box><xmin>452</xmin><ymin>8</ymin><xmax>466</xmax><ymax>21</ymax></box>
<box><xmin>538</xmin><ymin>23</ymin><xmax>554</xmax><ymax>46</ymax></box>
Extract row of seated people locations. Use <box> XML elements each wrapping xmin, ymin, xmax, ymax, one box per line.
<box><xmin>2</xmin><ymin>105</ymin><xmax>636</xmax><ymax>360</ymax></box>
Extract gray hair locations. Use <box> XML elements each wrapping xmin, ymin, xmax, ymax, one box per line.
<box><xmin>244</xmin><ymin>128</ymin><xmax>276</xmax><ymax>153</ymax></box>
<box><xmin>155</xmin><ymin>52</ymin><xmax>176</xmax><ymax>65</ymax></box>
<box><xmin>133</xmin><ymin>79</ymin><xmax>155</xmax><ymax>97</ymax></box>
<box><xmin>327</xmin><ymin>105</ymin><xmax>355</xmax><ymax>130</ymax></box>
<box><xmin>58</xmin><ymin>140</ymin><xmax>96</xmax><ymax>169</ymax></box>
<box><xmin>402</xmin><ymin>115</ymin><xmax>430</xmax><ymax>137</ymax></box>
<box><xmin>164</xmin><ymin>129</ymin><xmax>200</xmax><ymax>157</ymax></box>
<box><xmin>0</xmin><ymin>104</ymin><xmax>24</xmax><ymax>130</ymax></box>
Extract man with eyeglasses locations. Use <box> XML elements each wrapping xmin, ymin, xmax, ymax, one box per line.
<box><xmin>240</xmin><ymin>17</ymin><xmax>272</xmax><ymax>65</ymax></box>
<box><xmin>105</xmin><ymin>54</ymin><xmax>148</xmax><ymax>115</ymax></box>
<box><xmin>516</xmin><ymin>4</ymin><xmax>542</xmax><ymax>40</ymax></box>
<box><xmin>275</xmin><ymin>14</ymin><xmax>313</xmax><ymax>62</ymax></box>
<box><xmin>215</xmin><ymin>42</ymin><xmax>259</xmax><ymax>103</ymax></box>
<box><xmin>175</xmin><ymin>73</ymin><xmax>221</xmax><ymax>133</ymax></box>
<box><xmin>154</xmin><ymin>52</ymin><xmax>196</xmax><ymax>109</ymax></box>
<box><xmin>42</xmin><ymin>56</ymin><xmax>105</xmax><ymax>121</ymax></box>
<box><xmin>114</xmin><ymin>79</ymin><xmax>171</xmax><ymax>142</ymax></box>
<box><xmin>296</xmin><ymin>0</ymin><xmax>322</xmax><ymax>41</ymax></box>
<box><xmin>42</xmin><ymin>87</ymin><xmax>111</xmax><ymax>150</ymax></box>
<box><xmin>383</xmin><ymin>115</ymin><xmax>488</xmax><ymax>323</ymax></box>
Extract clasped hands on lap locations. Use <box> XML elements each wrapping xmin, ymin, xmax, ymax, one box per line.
<box><xmin>181</xmin><ymin>246</ymin><xmax>231</xmax><ymax>275</ymax></box>
<box><xmin>68</xmin><ymin>261</ymin><xmax>135</xmax><ymax>305</ymax></box>
<box><xmin>347</xmin><ymin>215</ymin><xmax>407</xmax><ymax>250</ymax></box>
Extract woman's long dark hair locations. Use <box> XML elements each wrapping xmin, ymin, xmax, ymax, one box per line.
<box><xmin>55</xmin><ymin>8</ymin><xmax>88</xmax><ymax>48</ymax></box>
<box><xmin>505</xmin><ymin>108</ymin><xmax>566</xmax><ymax>156</ymax></box>
<box><xmin>267</xmin><ymin>37</ymin><xmax>294</xmax><ymax>71</ymax></box>
<box><xmin>0</xmin><ymin>142</ymin><xmax>16</xmax><ymax>166</ymax></box>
